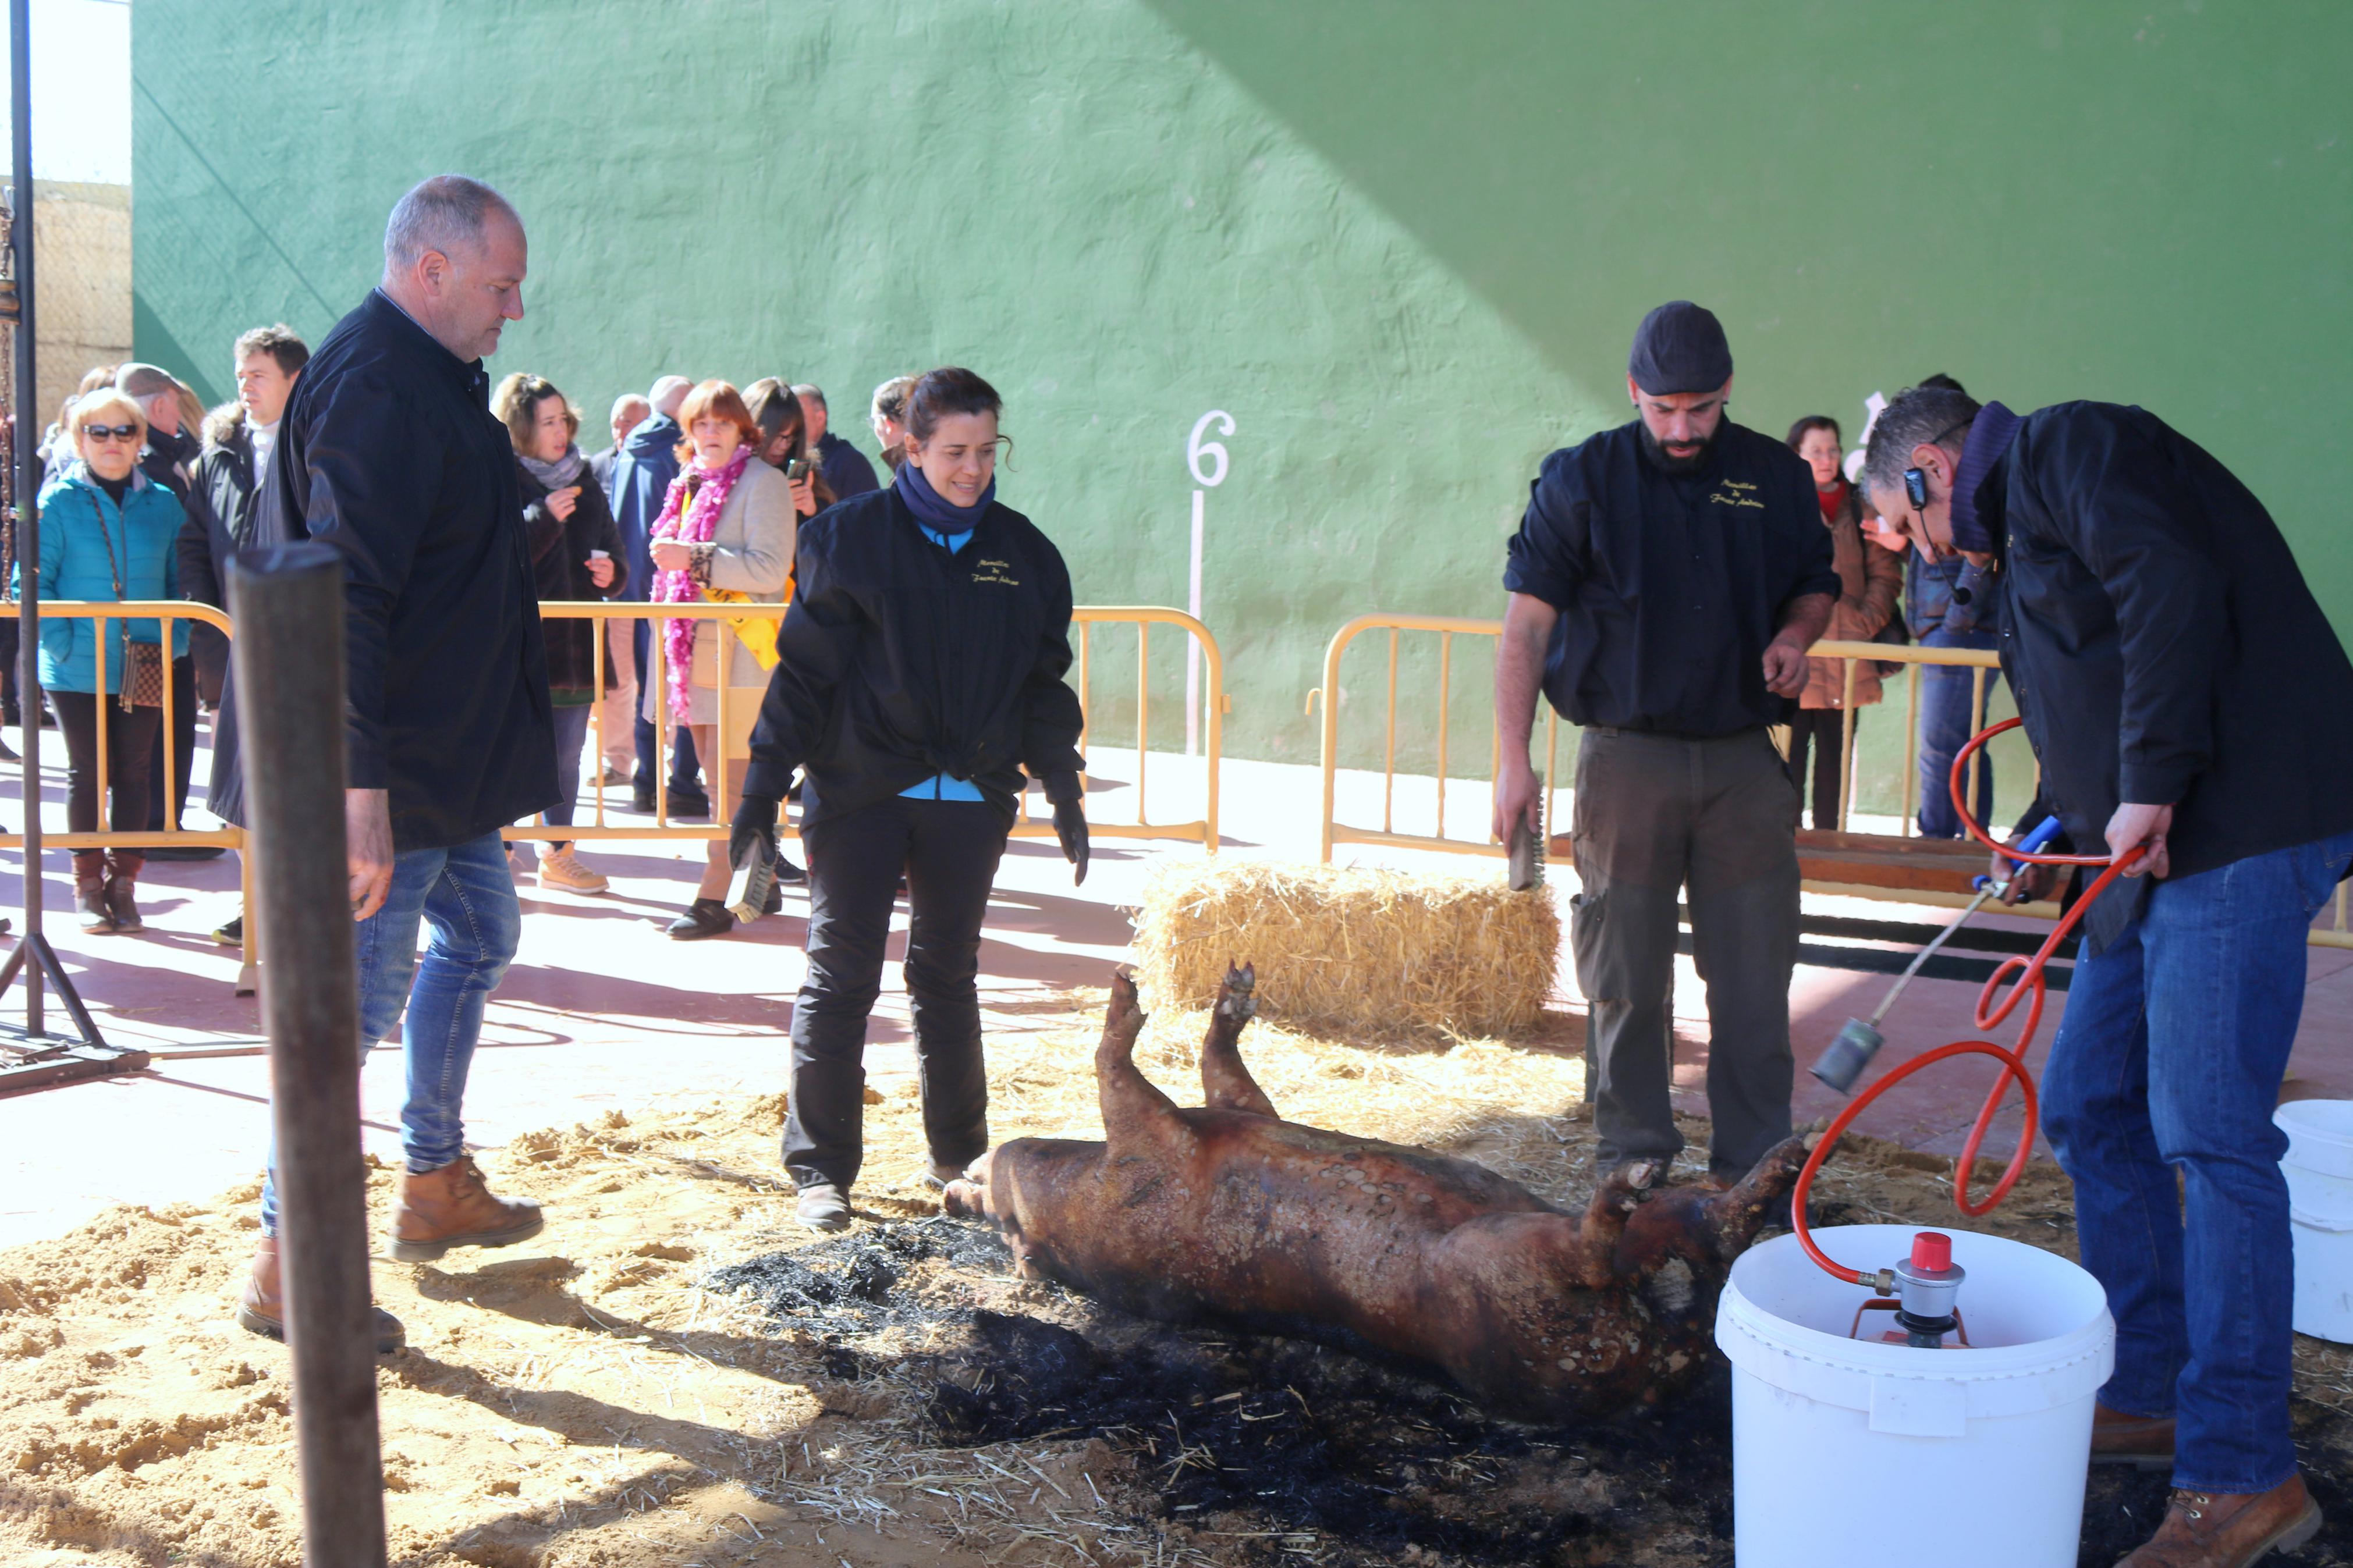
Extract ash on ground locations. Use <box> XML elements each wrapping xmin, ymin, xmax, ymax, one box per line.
<box><xmin>716</xmin><ymin>1215</ymin><xmax>2352</xmax><ymax>1568</ymax></box>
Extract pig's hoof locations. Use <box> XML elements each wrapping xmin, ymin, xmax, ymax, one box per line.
<box><xmin>1107</xmin><ymin>967</ymin><xmax>1143</xmax><ymax>1026</ymax></box>
<box><xmin>1216</xmin><ymin>962</ymin><xmax>1258</xmax><ymax>1021</ymax></box>
<box><xmin>941</xmin><ymin>1178</ymin><xmax>986</xmax><ymax>1219</ymax></box>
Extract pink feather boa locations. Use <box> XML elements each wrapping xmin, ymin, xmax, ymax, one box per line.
<box><xmin>647</xmin><ymin>445</ymin><xmax>754</xmax><ymax>724</ymax></box>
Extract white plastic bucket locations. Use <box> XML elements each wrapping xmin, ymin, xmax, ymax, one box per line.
<box><xmin>2279</xmin><ymin>1099</ymin><xmax>2353</xmax><ymax>1345</ymax></box>
<box><xmin>1716</xmin><ymin>1224</ymin><xmax>2114</xmax><ymax>1568</ymax></box>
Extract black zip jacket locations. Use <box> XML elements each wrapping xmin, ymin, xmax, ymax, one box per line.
<box><xmin>274</xmin><ymin>289</ymin><xmax>557</xmax><ymax>851</ymax></box>
<box><xmin>1983</xmin><ymin>400</ymin><xmax>2353</xmax><ymax>950</ymax></box>
<box><xmin>1505</xmin><ymin>418</ymin><xmax>1840</xmax><ymax>736</ymax></box>
<box><xmin>741</xmin><ymin>485</ymin><xmax>1085</xmax><ymax>826</ymax></box>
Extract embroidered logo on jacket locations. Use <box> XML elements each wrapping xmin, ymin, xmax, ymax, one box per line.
<box><xmin>1708</xmin><ymin>479</ymin><xmax>1766</xmax><ymax>510</ymax></box>
<box><xmin>971</xmin><ymin>558</ymin><xmax>1021</xmax><ymax>586</ymax></box>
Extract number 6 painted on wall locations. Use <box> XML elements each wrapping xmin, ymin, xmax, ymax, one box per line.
<box><xmin>1188</xmin><ymin>410</ymin><xmax>1234</xmax><ymax>489</ymax></box>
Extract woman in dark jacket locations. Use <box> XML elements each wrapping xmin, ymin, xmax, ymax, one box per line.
<box><xmin>729</xmin><ymin>368</ymin><xmax>1089</xmax><ymax>1232</ymax></box>
<box><xmin>493</xmin><ymin>374</ymin><xmax>628</xmax><ymax>893</ymax></box>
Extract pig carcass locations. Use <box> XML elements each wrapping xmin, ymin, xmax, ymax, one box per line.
<box><xmin>943</xmin><ymin>964</ymin><xmax>1814</xmax><ymax>1422</ymax></box>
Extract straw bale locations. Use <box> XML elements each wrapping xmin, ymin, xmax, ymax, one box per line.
<box><xmin>1128</xmin><ymin>858</ymin><xmax>1560</xmax><ymax>1038</ymax></box>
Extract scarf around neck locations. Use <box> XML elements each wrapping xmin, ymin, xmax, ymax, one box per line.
<box><xmin>520</xmin><ymin>443</ymin><xmax>587</xmax><ymax>492</ymax></box>
<box><xmin>895</xmin><ymin>458</ymin><xmax>995</xmax><ymax>536</ymax></box>
<box><xmin>650</xmin><ymin>445</ymin><xmax>755</xmax><ymax>721</ymax></box>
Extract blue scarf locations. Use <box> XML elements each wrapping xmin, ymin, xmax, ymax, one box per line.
<box><xmin>895</xmin><ymin>458</ymin><xmax>995</xmax><ymax>539</ymax></box>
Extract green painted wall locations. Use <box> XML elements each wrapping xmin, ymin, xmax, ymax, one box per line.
<box><xmin>133</xmin><ymin>1</ymin><xmax>2351</xmax><ymax>814</ymax></box>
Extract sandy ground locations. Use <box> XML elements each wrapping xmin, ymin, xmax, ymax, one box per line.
<box><xmin>2</xmin><ymin>988</ymin><xmax>2348</xmax><ymax>1568</ymax></box>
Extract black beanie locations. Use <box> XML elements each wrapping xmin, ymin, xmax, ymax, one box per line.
<box><xmin>1628</xmin><ymin>301</ymin><xmax>1733</xmax><ymax>395</ymax></box>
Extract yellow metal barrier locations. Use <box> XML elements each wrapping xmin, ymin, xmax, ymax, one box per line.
<box><xmin>0</xmin><ymin>600</ymin><xmax>256</xmax><ymax>987</ymax></box>
<box><xmin>1304</xmin><ymin>617</ymin><xmax>2353</xmax><ymax>950</ymax></box>
<box><xmin>514</xmin><ymin>602</ymin><xmax>1224</xmax><ymax>851</ymax></box>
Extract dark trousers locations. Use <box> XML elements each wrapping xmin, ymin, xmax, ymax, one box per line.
<box><xmin>1784</xmin><ymin>706</ymin><xmax>1852</xmax><ymax>831</ymax></box>
<box><xmin>145</xmin><ymin>656</ymin><xmax>198</xmax><ymax>830</ymax></box>
<box><xmin>631</xmin><ymin>616</ymin><xmax>702</xmax><ymax>796</ymax></box>
<box><xmin>1568</xmin><ymin>726</ymin><xmax>1800</xmax><ymax>1178</ymax></box>
<box><xmin>54</xmin><ymin>688</ymin><xmax>161</xmax><ymax>837</ymax></box>
<box><xmin>785</xmin><ymin>795</ymin><xmax>1010</xmax><ymax>1192</ymax></box>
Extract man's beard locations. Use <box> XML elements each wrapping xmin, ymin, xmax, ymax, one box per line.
<box><xmin>1639</xmin><ymin>421</ymin><xmax>1717</xmax><ymax>475</ymax></box>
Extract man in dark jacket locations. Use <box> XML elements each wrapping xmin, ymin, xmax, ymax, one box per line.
<box><xmin>607</xmin><ymin>374</ymin><xmax>706</xmax><ymax>813</ymax></box>
<box><xmin>793</xmin><ymin>383</ymin><xmax>880</xmax><ymax>499</ymax></box>
<box><xmin>1866</xmin><ymin>385</ymin><xmax>2353</xmax><ymax>1565</ymax></box>
<box><xmin>178</xmin><ymin>325</ymin><xmax>308</xmax><ymax>933</ymax></box>
<box><xmin>235</xmin><ymin>174</ymin><xmax>558</xmax><ymax>1354</ymax></box>
<box><xmin>1493</xmin><ymin>302</ymin><xmax>1837</xmax><ymax>1185</ymax></box>
<box><xmin>587</xmin><ymin>391</ymin><xmax>648</xmax><ymax>501</ymax></box>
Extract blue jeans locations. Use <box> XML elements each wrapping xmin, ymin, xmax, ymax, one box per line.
<box><xmin>2043</xmin><ymin>830</ymin><xmax>2353</xmax><ymax>1493</ymax></box>
<box><xmin>1914</xmin><ymin>626</ymin><xmax>2001</xmax><ymax>838</ymax></box>
<box><xmin>548</xmin><ymin>703</ymin><xmax>590</xmax><ymax>844</ymax></box>
<box><xmin>632</xmin><ymin>616</ymin><xmax>702</xmax><ymax>797</ymax></box>
<box><xmin>260</xmin><ymin>831</ymin><xmax>521</xmax><ymax>1235</ymax></box>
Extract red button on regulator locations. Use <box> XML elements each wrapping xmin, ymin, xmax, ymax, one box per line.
<box><xmin>1911</xmin><ymin>1231</ymin><xmax>1954</xmax><ymax>1274</ymax></box>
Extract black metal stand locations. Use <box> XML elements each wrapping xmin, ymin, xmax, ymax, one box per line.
<box><xmin>0</xmin><ymin>929</ymin><xmax>147</xmax><ymax>1096</ymax></box>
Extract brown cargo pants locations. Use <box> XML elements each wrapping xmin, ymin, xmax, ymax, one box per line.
<box><xmin>1567</xmin><ymin>726</ymin><xmax>1801</xmax><ymax>1179</ymax></box>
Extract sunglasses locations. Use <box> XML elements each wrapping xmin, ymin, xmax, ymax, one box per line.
<box><xmin>80</xmin><ymin>424</ymin><xmax>141</xmax><ymax>442</ymax></box>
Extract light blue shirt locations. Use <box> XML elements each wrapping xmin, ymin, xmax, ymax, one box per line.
<box><xmin>901</xmin><ymin>523</ymin><xmax>986</xmax><ymax>802</ymax></box>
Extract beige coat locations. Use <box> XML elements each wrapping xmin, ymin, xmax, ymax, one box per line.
<box><xmin>643</xmin><ymin>458</ymin><xmax>797</xmax><ymax>743</ymax></box>
<box><xmin>1800</xmin><ymin>485</ymin><xmax>1904</xmax><ymax>710</ymax></box>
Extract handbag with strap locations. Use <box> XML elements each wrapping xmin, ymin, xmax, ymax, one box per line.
<box><xmin>88</xmin><ymin>485</ymin><xmax>165</xmax><ymax>712</ymax></box>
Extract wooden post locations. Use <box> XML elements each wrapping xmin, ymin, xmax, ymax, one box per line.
<box><xmin>227</xmin><ymin>541</ymin><xmax>387</xmax><ymax>1568</ymax></box>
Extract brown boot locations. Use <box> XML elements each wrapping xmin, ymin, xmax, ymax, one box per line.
<box><xmin>389</xmin><ymin>1155</ymin><xmax>545</xmax><ymax>1262</ymax></box>
<box><xmin>73</xmin><ymin>851</ymin><xmax>112</xmax><ymax>933</ymax></box>
<box><xmin>2118</xmin><ymin>1474</ymin><xmax>2322</xmax><ymax>1567</ymax></box>
<box><xmin>103</xmin><ymin>851</ymin><xmax>144</xmax><ymax>933</ymax></box>
<box><xmin>233</xmin><ymin>1236</ymin><xmax>406</xmax><ymax>1354</ymax></box>
<box><xmin>2092</xmin><ymin>1401</ymin><xmax>2177</xmax><ymax>1469</ymax></box>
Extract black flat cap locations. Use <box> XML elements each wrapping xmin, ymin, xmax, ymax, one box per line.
<box><xmin>1628</xmin><ymin>301</ymin><xmax>1732</xmax><ymax>395</ymax></box>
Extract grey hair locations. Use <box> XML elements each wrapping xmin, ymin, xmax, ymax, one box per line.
<box><xmin>382</xmin><ymin>174</ymin><xmax>519</xmax><ymax>275</ymax></box>
<box><xmin>790</xmin><ymin>382</ymin><xmax>824</xmax><ymax>411</ymax></box>
<box><xmin>1862</xmin><ymin>385</ymin><xmax>1982</xmax><ymax>496</ymax></box>
<box><xmin>609</xmin><ymin>392</ymin><xmax>651</xmax><ymax>420</ymax></box>
<box><xmin>648</xmin><ymin>375</ymin><xmax>691</xmax><ymax>417</ymax></box>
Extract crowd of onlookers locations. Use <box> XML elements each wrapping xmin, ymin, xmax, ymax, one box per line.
<box><xmin>16</xmin><ymin>329</ymin><xmax>928</xmax><ymax>939</ymax></box>
<box><xmin>17</xmin><ymin>328</ymin><xmax>2003</xmax><ymax>940</ymax></box>
<box><xmin>1778</xmin><ymin>371</ymin><xmax>2003</xmax><ymax>838</ymax></box>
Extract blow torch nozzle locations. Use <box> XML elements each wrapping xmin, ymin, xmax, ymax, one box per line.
<box><xmin>1811</xmin><ymin>1016</ymin><xmax>1885</xmax><ymax>1095</ymax></box>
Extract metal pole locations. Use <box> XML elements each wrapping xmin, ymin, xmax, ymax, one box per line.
<box><xmin>227</xmin><ymin>541</ymin><xmax>386</xmax><ymax>1568</ymax></box>
<box><xmin>10</xmin><ymin>0</ymin><xmax>42</xmax><ymax>1034</ymax></box>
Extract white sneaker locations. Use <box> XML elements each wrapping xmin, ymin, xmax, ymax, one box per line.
<box><xmin>537</xmin><ymin>847</ymin><xmax>609</xmax><ymax>893</ymax></box>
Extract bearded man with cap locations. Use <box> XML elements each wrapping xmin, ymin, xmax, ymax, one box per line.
<box><xmin>1493</xmin><ymin>301</ymin><xmax>1837</xmax><ymax>1185</ymax></box>
<box><xmin>1863</xmin><ymin>385</ymin><xmax>2353</xmax><ymax>1568</ymax></box>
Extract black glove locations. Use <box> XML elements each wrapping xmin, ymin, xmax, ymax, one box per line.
<box><xmin>1052</xmin><ymin>798</ymin><xmax>1089</xmax><ymax>886</ymax></box>
<box><xmin>729</xmin><ymin>794</ymin><xmax>780</xmax><ymax>870</ymax></box>
<box><xmin>1044</xmin><ymin>772</ymin><xmax>1088</xmax><ymax>885</ymax></box>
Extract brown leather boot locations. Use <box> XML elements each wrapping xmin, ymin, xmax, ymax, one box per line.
<box><xmin>2092</xmin><ymin>1401</ymin><xmax>2177</xmax><ymax>1469</ymax></box>
<box><xmin>2118</xmin><ymin>1474</ymin><xmax>2322</xmax><ymax>1567</ymax></box>
<box><xmin>233</xmin><ymin>1236</ymin><xmax>406</xmax><ymax>1354</ymax></box>
<box><xmin>389</xmin><ymin>1155</ymin><xmax>545</xmax><ymax>1262</ymax></box>
<box><xmin>73</xmin><ymin>851</ymin><xmax>112</xmax><ymax>933</ymax></box>
<box><xmin>103</xmin><ymin>850</ymin><xmax>144</xmax><ymax>933</ymax></box>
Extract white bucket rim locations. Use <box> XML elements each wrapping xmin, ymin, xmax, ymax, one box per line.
<box><xmin>1715</xmin><ymin>1227</ymin><xmax>2114</xmax><ymax>1436</ymax></box>
<box><xmin>2277</xmin><ymin>1100</ymin><xmax>2353</xmax><ymax>1182</ymax></box>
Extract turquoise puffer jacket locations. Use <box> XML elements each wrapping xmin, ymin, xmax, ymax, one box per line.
<box><xmin>24</xmin><ymin>463</ymin><xmax>190</xmax><ymax>694</ymax></box>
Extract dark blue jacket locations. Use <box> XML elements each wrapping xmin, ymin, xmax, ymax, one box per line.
<box><xmin>1505</xmin><ymin>419</ymin><xmax>1839</xmax><ymax>736</ymax></box>
<box><xmin>1983</xmin><ymin>401</ymin><xmax>2353</xmax><ymax>947</ymax></box>
<box><xmin>815</xmin><ymin>431</ymin><xmax>879</xmax><ymax>500</ymax></box>
<box><xmin>274</xmin><ymin>289</ymin><xmax>556</xmax><ymax>851</ymax></box>
<box><xmin>608</xmin><ymin>415</ymin><xmax>682</xmax><ymax>602</ymax></box>
<box><xmin>741</xmin><ymin>485</ymin><xmax>1084</xmax><ymax>826</ymax></box>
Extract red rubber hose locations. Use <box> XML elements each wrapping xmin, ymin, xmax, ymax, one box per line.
<box><xmin>1790</xmin><ymin>717</ymin><xmax>2143</xmax><ymax>1287</ymax></box>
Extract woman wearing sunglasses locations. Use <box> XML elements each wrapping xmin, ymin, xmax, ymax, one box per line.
<box><xmin>24</xmin><ymin>387</ymin><xmax>190</xmax><ymax>932</ymax></box>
